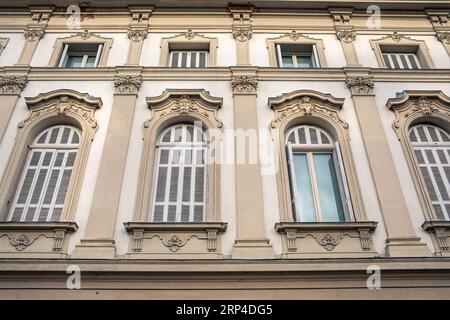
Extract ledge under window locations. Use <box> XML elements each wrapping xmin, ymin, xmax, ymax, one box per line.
<box><xmin>124</xmin><ymin>222</ymin><xmax>227</xmax><ymax>258</ymax></box>
<box><xmin>0</xmin><ymin>221</ymin><xmax>78</xmax><ymax>256</ymax></box>
<box><xmin>275</xmin><ymin>221</ymin><xmax>378</xmax><ymax>258</ymax></box>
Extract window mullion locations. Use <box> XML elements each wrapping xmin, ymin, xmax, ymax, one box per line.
<box><xmin>33</xmin><ymin>149</ymin><xmax>56</xmax><ymax>221</ymax></box>
<box><xmin>48</xmin><ymin>151</ymin><xmax>69</xmax><ymax>221</ymax></box>
<box><xmin>22</xmin><ymin>149</ymin><xmax>46</xmax><ymax>222</ymax></box>
<box><xmin>163</xmin><ymin>148</ymin><xmax>174</xmax><ymax>222</ymax></box>
<box><xmin>176</xmin><ymin>148</ymin><xmax>185</xmax><ymax>223</ymax></box>
<box><xmin>308</xmin><ymin>152</ymin><xmax>322</xmax><ymax>222</ymax></box>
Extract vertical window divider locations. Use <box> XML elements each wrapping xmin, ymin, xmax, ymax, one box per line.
<box><xmin>58</xmin><ymin>44</ymin><xmax>69</xmax><ymax>67</ymax></box>
<box><xmin>93</xmin><ymin>44</ymin><xmax>103</xmax><ymax>67</ymax></box>
<box><xmin>307</xmin><ymin>151</ymin><xmax>322</xmax><ymax>222</ymax></box>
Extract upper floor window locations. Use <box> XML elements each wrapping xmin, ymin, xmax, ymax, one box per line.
<box><xmin>58</xmin><ymin>43</ymin><xmax>103</xmax><ymax>68</ymax></box>
<box><xmin>382</xmin><ymin>50</ymin><xmax>421</xmax><ymax>69</ymax></box>
<box><xmin>151</xmin><ymin>124</ymin><xmax>207</xmax><ymax>223</ymax></box>
<box><xmin>276</xmin><ymin>43</ymin><xmax>320</xmax><ymax>68</ymax></box>
<box><xmin>410</xmin><ymin>124</ymin><xmax>450</xmax><ymax>220</ymax></box>
<box><xmin>169</xmin><ymin>50</ymin><xmax>208</xmax><ymax>68</ymax></box>
<box><xmin>286</xmin><ymin>125</ymin><xmax>353</xmax><ymax>222</ymax></box>
<box><xmin>7</xmin><ymin>125</ymin><xmax>80</xmax><ymax>222</ymax></box>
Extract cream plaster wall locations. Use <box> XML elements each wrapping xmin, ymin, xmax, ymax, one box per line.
<box><xmin>0</xmin><ymin>33</ymin><xmax>25</xmax><ymax>66</ymax></box>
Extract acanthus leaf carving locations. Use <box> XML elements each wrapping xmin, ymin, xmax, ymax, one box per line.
<box><xmin>0</xmin><ymin>76</ymin><xmax>27</xmax><ymax>95</ymax></box>
<box><xmin>336</xmin><ymin>29</ymin><xmax>357</xmax><ymax>43</ymax></box>
<box><xmin>411</xmin><ymin>97</ymin><xmax>439</xmax><ymax>115</ymax></box>
<box><xmin>171</xmin><ymin>95</ymin><xmax>198</xmax><ymax>116</ymax></box>
<box><xmin>230</xmin><ymin>75</ymin><xmax>258</xmax><ymax>94</ymax></box>
<box><xmin>346</xmin><ymin>76</ymin><xmax>374</xmax><ymax>96</ymax></box>
<box><xmin>232</xmin><ymin>26</ymin><xmax>253</xmax><ymax>42</ymax></box>
<box><xmin>19</xmin><ymin>96</ymin><xmax>98</xmax><ymax>129</ymax></box>
<box><xmin>436</xmin><ymin>31</ymin><xmax>450</xmax><ymax>45</ymax></box>
<box><xmin>24</xmin><ymin>27</ymin><xmax>45</xmax><ymax>42</ymax></box>
<box><xmin>114</xmin><ymin>75</ymin><xmax>142</xmax><ymax>95</ymax></box>
<box><xmin>0</xmin><ymin>233</ymin><xmax>43</xmax><ymax>251</ymax></box>
<box><xmin>127</xmin><ymin>27</ymin><xmax>148</xmax><ymax>42</ymax></box>
<box><xmin>270</xmin><ymin>96</ymin><xmax>349</xmax><ymax>129</ymax></box>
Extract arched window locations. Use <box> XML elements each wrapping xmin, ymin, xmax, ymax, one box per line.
<box><xmin>410</xmin><ymin>124</ymin><xmax>450</xmax><ymax>220</ymax></box>
<box><xmin>7</xmin><ymin>125</ymin><xmax>80</xmax><ymax>222</ymax></box>
<box><xmin>151</xmin><ymin>124</ymin><xmax>207</xmax><ymax>223</ymax></box>
<box><xmin>285</xmin><ymin>125</ymin><xmax>353</xmax><ymax>222</ymax></box>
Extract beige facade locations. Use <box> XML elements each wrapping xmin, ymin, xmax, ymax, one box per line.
<box><xmin>0</xmin><ymin>0</ymin><xmax>449</xmax><ymax>299</ymax></box>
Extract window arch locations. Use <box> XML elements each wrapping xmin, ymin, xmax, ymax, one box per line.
<box><xmin>151</xmin><ymin>123</ymin><xmax>207</xmax><ymax>223</ymax></box>
<box><xmin>410</xmin><ymin>124</ymin><xmax>450</xmax><ymax>220</ymax></box>
<box><xmin>285</xmin><ymin>125</ymin><xmax>353</xmax><ymax>222</ymax></box>
<box><xmin>7</xmin><ymin>125</ymin><xmax>81</xmax><ymax>222</ymax></box>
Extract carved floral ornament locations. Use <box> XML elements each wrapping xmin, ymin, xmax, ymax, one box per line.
<box><xmin>436</xmin><ymin>31</ymin><xmax>450</xmax><ymax>44</ymax></box>
<box><xmin>127</xmin><ymin>27</ymin><xmax>148</xmax><ymax>42</ymax></box>
<box><xmin>232</xmin><ymin>26</ymin><xmax>253</xmax><ymax>42</ymax></box>
<box><xmin>336</xmin><ymin>29</ymin><xmax>357</xmax><ymax>43</ymax></box>
<box><xmin>345</xmin><ymin>76</ymin><xmax>374</xmax><ymax>96</ymax></box>
<box><xmin>114</xmin><ymin>75</ymin><xmax>143</xmax><ymax>94</ymax></box>
<box><xmin>230</xmin><ymin>75</ymin><xmax>258</xmax><ymax>94</ymax></box>
<box><xmin>20</xmin><ymin>91</ymin><xmax>102</xmax><ymax>129</ymax></box>
<box><xmin>269</xmin><ymin>95</ymin><xmax>349</xmax><ymax>130</ymax></box>
<box><xmin>24</xmin><ymin>27</ymin><xmax>45</xmax><ymax>42</ymax></box>
<box><xmin>0</xmin><ymin>233</ymin><xmax>43</xmax><ymax>251</ymax></box>
<box><xmin>145</xmin><ymin>90</ymin><xmax>223</xmax><ymax>129</ymax></box>
<box><xmin>0</xmin><ymin>75</ymin><xmax>27</xmax><ymax>95</ymax></box>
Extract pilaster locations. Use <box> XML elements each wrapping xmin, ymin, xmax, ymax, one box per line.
<box><xmin>329</xmin><ymin>8</ymin><xmax>360</xmax><ymax>67</ymax></box>
<box><xmin>16</xmin><ymin>7</ymin><xmax>53</xmax><ymax>66</ymax></box>
<box><xmin>0</xmin><ymin>67</ymin><xmax>29</xmax><ymax>143</ymax></box>
<box><xmin>426</xmin><ymin>10</ymin><xmax>450</xmax><ymax>56</ymax></box>
<box><xmin>72</xmin><ymin>67</ymin><xmax>143</xmax><ymax>259</ymax></box>
<box><xmin>126</xmin><ymin>6</ymin><xmax>153</xmax><ymax>65</ymax></box>
<box><xmin>229</xmin><ymin>6</ymin><xmax>253</xmax><ymax>66</ymax></box>
<box><xmin>344</xmin><ymin>68</ymin><xmax>431</xmax><ymax>257</ymax></box>
<box><xmin>230</xmin><ymin>67</ymin><xmax>274</xmax><ymax>259</ymax></box>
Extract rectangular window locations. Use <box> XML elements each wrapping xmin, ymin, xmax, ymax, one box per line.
<box><xmin>382</xmin><ymin>52</ymin><xmax>421</xmax><ymax>69</ymax></box>
<box><xmin>58</xmin><ymin>43</ymin><xmax>103</xmax><ymax>68</ymax></box>
<box><xmin>169</xmin><ymin>50</ymin><xmax>209</xmax><ymax>68</ymax></box>
<box><xmin>276</xmin><ymin>43</ymin><xmax>320</xmax><ymax>68</ymax></box>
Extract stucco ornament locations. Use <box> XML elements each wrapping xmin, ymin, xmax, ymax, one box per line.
<box><xmin>345</xmin><ymin>76</ymin><xmax>374</xmax><ymax>95</ymax></box>
<box><xmin>315</xmin><ymin>233</ymin><xmax>344</xmax><ymax>251</ymax></box>
<box><xmin>0</xmin><ymin>233</ymin><xmax>43</xmax><ymax>251</ymax></box>
<box><xmin>336</xmin><ymin>29</ymin><xmax>356</xmax><ymax>42</ymax></box>
<box><xmin>171</xmin><ymin>95</ymin><xmax>198</xmax><ymax>116</ymax></box>
<box><xmin>230</xmin><ymin>75</ymin><xmax>258</xmax><ymax>94</ymax></box>
<box><xmin>232</xmin><ymin>26</ymin><xmax>253</xmax><ymax>42</ymax></box>
<box><xmin>0</xmin><ymin>76</ymin><xmax>27</xmax><ymax>95</ymax></box>
<box><xmin>184</xmin><ymin>29</ymin><xmax>197</xmax><ymax>40</ymax></box>
<box><xmin>436</xmin><ymin>31</ymin><xmax>450</xmax><ymax>44</ymax></box>
<box><xmin>24</xmin><ymin>27</ymin><xmax>45</xmax><ymax>42</ymax></box>
<box><xmin>127</xmin><ymin>27</ymin><xmax>148</xmax><ymax>42</ymax></box>
<box><xmin>114</xmin><ymin>75</ymin><xmax>143</xmax><ymax>95</ymax></box>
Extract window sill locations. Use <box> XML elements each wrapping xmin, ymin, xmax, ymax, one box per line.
<box><xmin>0</xmin><ymin>221</ymin><xmax>78</xmax><ymax>255</ymax></box>
<box><xmin>275</xmin><ymin>221</ymin><xmax>378</xmax><ymax>257</ymax></box>
<box><xmin>422</xmin><ymin>221</ymin><xmax>450</xmax><ymax>253</ymax></box>
<box><xmin>124</xmin><ymin>222</ymin><xmax>227</xmax><ymax>257</ymax></box>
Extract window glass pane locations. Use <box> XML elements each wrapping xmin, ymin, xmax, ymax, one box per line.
<box><xmin>199</xmin><ymin>52</ymin><xmax>206</xmax><ymax>67</ymax></box>
<box><xmin>382</xmin><ymin>54</ymin><xmax>392</xmax><ymax>68</ymax></box>
<box><xmin>66</xmin><ymin>56</ymin><xmax>83</xmax><ymax>68</ymax></box>
<box><xmin>399</xmin><ymin>55</ymin><xmax>409</xmax><ymax>69</ymax></box>
<box><xmin>85</xmin><ymin>56</ymin><xmax>96</xmax><ymax>67</ymax></box>
<box><xmin>181</xmin><ymin>52</ymin><xmax>188</xmax><ymax>67</ymax></box>
<box><xmin>297</xmin><ymin>55</ymin><xmax>313</xmax><ymax>68</ymax></box>
<box><xmin>313</xmin><ymin>153</ymin><xmax>345</xmax><ymax>222</ymax></box>
<box><xmin>281</xmin><ymin>56</ymin><xmax>294</xmax><ymax>67</ymax></box>
<box><xmin>293</xmin><ymin>153</ymin><xmax>316</xmax><ymax>222</ymax></box>
<box><xmin>391</xmin><ymin>55</ymin><xmax>400</xmax><ymax>69</ymax></box>
<box><xmin>408</xmin><ymin>54</ymin><xmax>419</xmax><ymax>69</ymax></box>
<box><xmin>171</xmin><ymin>52</ymin><xmax>179</xmax><ymax>67</ymax></box>
<box><xmin>190</xmin><ymin>52</ymin><xmax>197</xmax><ymax>68</ymax></box>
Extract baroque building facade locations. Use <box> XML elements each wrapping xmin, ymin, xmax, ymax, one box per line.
<box><xmin>0</xmin><ymin>0</ymin><xmax>449</xmax><ymax>298</ymax></box>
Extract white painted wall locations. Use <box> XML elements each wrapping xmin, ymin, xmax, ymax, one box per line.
<box><xmin>0</xmin><ymin>33</ymin><xmax>26</xmax><ymax>66</ymax></box>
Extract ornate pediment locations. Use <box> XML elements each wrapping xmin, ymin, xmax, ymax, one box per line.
<box><xmin>268</xmin><ymin>90</ymin><xmax>347</xmax><ymax>130</ymax></box>
<box><xmin>145</xmin><ymin>89</ymin><xmax>223</xmax><ymax>129</ymax></box>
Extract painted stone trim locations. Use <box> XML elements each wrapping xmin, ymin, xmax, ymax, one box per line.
<box><xmin>346</xmin><ymin>76</ymin><xmax>374</xmax><ymax>96</ymax></box>
<box><xmin>114</xmin><ymin>75</ymin><xmax>143</xmax><ymax>95</ymax></box>
<box><xmin>230</xmin><ymin>75</ymin><xmax>258</xmax><ymax>95</ymax></box>
<box><xmin>0</xmin><ymin>76</ymin><xmax>27</xmax><ymax>95</ymax></box>
<box><xmin>436</xmin><ymin>31</ymin><xmax>450</xmax><ymax>44</ymax></box>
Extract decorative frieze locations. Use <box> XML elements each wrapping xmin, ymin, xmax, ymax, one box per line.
<box><xmin>232</xmin><ymin>26</ymin><xmax>252</xmax><ymax>42</ymax></box>
<box><xmin>23</xmin><ymin>27</ymin><xmax>45</xmax><ymax>42</ymax></box>
<box><xmin>346</xmin><ymin>76</ymin><xmax>374</xmax><ymax>96</ymax></box>
<box><xmin>114</xmin><ymin>75</ymin><xmax>142</xmax><ymax>95</ymax></box>
<box><xmin>0</xmin><ymin>76</ymin><xmax>27</xmax><ymax>95</ymax></box>
<box><xmin>127</xmin><ymin>27</ymin><xmax>148</xmax><ymax>42</ymax></box>
<box><xmin>230</xmin><ymin>75</ymin><xmax>258</xmax><ymax>95</ymax></box>
<box><xmin>171</xmin><ymin>95</ymin><xmax>198</xmax><ymax>116</ymax></box>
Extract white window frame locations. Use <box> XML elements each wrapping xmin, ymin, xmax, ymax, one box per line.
<box><xmin>168</xmin><ymin>50</ymin><xmax>209</xmax><ymax>68</ymax></box>
<box><xmin>276</xmin><ymin>44</ymin><xmax>320</xmax><ymax>68</ymax></box>
<box><xmin>286</xmin><ymin>125</ymin><xmax>353</xmax><ymax>222</ymax></box>
<box><xmin>7</xmin><ymin>125</ymin><xmax>80</xmax><ymax>222</ymax></box>
<box><xmin>382</xmin><ymin>52</ymin><xmax>421</xmax><ymax>69</ymax></box>
<box><xmin>58</xmin><ymin>43</ymin><xmax>103</xmax><ymax>68</ymax></box>
<box><xmin>151</xmin><ymin>124</ymin><xmax>208</xmax><ymax>223</ymax></box>
<box><xmin>410</xmin><ymin>124</ymin><xmax>450</xmax><ymax>220</ymax></box>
